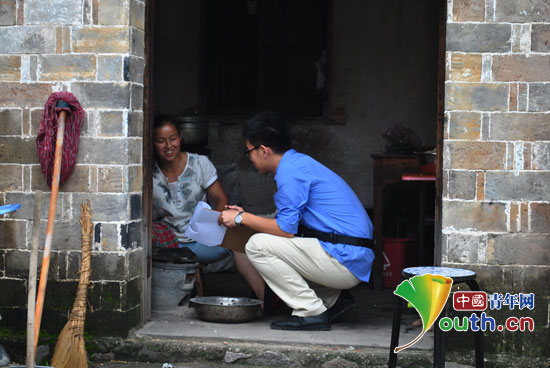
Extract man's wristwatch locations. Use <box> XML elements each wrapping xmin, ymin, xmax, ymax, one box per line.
<box><xmin>234</xmin><ymin>211</ymin><xmax>244</xmax><ymax>226</ymax></box>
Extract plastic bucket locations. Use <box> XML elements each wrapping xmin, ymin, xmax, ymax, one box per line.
<box><xmin>151</xmin><ymin>261</ymin><xmax>199</xmax><ymax>311</ymax></box>
<box><xmin>382</xmin><ymin>237</ymin><xmax>414</xmax><ymax>289</ymax></box>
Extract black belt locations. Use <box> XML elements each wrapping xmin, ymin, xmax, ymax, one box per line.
<box><xmin>297</xmin><ymin>225</ymin><xmax>373</xmax><ymax>249</ymax></box>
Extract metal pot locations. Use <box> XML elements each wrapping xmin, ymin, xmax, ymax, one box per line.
<box><xmin>190</xmin><ymin>296</ymin><xmax>262</xmax><ymax>323</ymax></box>
<box><xmin>176</xmin><ymin>116</ymin><xmax>209</xmax><ymax>148</ymax></box>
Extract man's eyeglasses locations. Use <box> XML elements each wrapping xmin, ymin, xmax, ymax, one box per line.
<box><xmin>243</xmin><ymin>144</ymin><xmax>262</xmax><ymax>158</ymax></box>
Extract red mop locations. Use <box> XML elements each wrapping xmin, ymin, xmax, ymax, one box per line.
<box><xmin>33</xmin><ymin>91</ymin><xmax>84</xmax><ymax>362</ymax></box>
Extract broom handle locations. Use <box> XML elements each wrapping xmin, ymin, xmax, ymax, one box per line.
<box><xmin>27</xmin><ymin>190</ymin><xmax>42</xmax><ymax>368</ymax></box>
<box><xmin>34</xmin><ymin>110</ymin><xmax>66</xmax><ymax>355</ymax></box>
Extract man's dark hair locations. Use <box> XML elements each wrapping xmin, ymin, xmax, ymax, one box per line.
<box><xmin>154</xmin><ymin>114</ymin><xmax>181</xmax><ymax>136</ymax></box>
<box><xmin>243</xmin><ymin>112</ymin><xmax>292</xmax><ymax>154</ymax></box>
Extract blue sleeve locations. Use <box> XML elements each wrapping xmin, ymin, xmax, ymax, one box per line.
<box><xmin>274</xmin><ymin>167</ymin><xmax>311</xmax><ymax>234</ymax></box>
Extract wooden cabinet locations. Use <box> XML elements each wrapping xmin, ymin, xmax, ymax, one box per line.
<box><xmin>371</xmin><ymin>154</ymin><xmax>420</xmax><ymax>289</ymax></box>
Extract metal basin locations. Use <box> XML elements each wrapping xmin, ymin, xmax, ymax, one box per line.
<box><xmin>190</xmin><ymin>296</ymin><xmax>262</xmax><ymax>323</ymax></box>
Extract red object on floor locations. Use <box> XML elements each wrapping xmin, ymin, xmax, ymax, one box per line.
<box><xmin>382</xmin><ymin>237</ymin><xmax>414</xmax><ymax>289</ymax></box>
<box><xmin>36</xmin><ymin>92</ymin><xmax>84</xmax><ymax>188</ymax></box>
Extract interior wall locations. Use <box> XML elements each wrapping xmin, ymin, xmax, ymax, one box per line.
<box><xmin>153</xmin><ymin>0</ymin><xmax>439</xmax><ymax>212</ymax></box>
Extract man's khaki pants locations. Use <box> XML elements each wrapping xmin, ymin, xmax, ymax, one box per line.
<box><xmin>246</xmin><ymin>233</ymin><xmax>360</xmax><ymax>317</ymax></box>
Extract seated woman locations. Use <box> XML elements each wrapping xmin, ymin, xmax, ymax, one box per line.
<box><xmin>152</xmin><ymin>115</ymin><xmax>265</xmax><ymax>300</ymax></box>
<box><xmin>153</xmin><ymin>114</ymin><xmax>231</xmax><ymax>263</ymax></box>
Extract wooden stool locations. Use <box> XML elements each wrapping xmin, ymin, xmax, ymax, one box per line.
<box><xmin>389</xmin><ymin>266</ymin><xmax>484</xmax><ymax>368</ymax></box>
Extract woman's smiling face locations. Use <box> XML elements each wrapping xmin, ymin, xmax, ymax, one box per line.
<box><xmin>154</xmin><ymin>122</ymin><xmax>181</xmax><ymax>162</ymax></box>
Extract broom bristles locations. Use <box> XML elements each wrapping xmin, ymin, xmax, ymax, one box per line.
<box><xmin>51</xmin><ymin>201</ymin><xmax>92</xmax><ymax>368</ymax></box>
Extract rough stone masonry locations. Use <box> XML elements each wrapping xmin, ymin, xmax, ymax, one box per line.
<box><xmin>0</xmin><ymin>0</ymin><xmax>145</xmax><ymax>337</ymax></box>
<box><xmin>443</xmin><ymin>0</ymin><xmax>549</xmax><ymax>356</ymax></box>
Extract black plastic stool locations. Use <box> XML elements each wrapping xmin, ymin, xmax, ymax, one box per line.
<box><xmin>388</xmin><ymin>266</ymin><xmax>484</xmax><ymax>368</ymax></box>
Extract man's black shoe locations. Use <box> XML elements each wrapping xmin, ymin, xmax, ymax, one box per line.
<box><xmin>270</xmin><ymin>310</ymin><xmax>331</xmax><ymax>331</ymax></box>
<box><xmin>328</xmin><ymin>289</ymin><xmax>358</xmax><ymax>322</ymax></box>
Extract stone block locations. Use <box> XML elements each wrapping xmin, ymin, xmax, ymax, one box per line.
<box><xmin>98</xmin><ymin>165</ymin><xmax>124</xmax><ymax>192</ymax></box>
<box><xmin>130</xmin><ymin>0</ymin><xmax>145</xmax><ymax>30</ymax></box>
<box><xmin>0</xmin><ymin>165</ymin><xmax>22</xmax><ymax>191</ymax></box>
<box><xmin>5</xmin><ymin>191</ymin><xmax>70</xmax><ymax>222</ymax></box>
<box><xmin>131</xmin><ymin>84</ymin><xmax>143</xmax><ymax>111</ymax></box>
<box><xmin>0</xmin><ymin>26</ymin><xmax>56</xmax><ymax>53</ymax></box>
<box><xmin>452</xmin><ymin>0</ymin><xmax>484</xmax><ymax>21</ymax></box>
<box><xmin>120</xmin><ymin>221</ymin><xmax>141</xmax><ymax>249</ymax></box>
<box><xmin>72</xmin><ymin>192</ymin><xmax>129</xmax><ymax>222</ymax></box>
<box><xmin>77</xmin><ymin>137</ymin><xmax>128</xmax><ymax>165</ymax></box>
<box><xmin>529</xmin><ymin>83</ymin><xmax>550</xmax><ymax>112</ymax></box>
<box><xmin>72</xmin><ymin>26</ymin><xmax>130</xmax><ymax>53</ymax></box>
<box><xmin>442</xmin><ymin>200</ymin><xmax>507</xmax><ymax>232</ymax></box>
<box><xmin>58</xmin><ymin>165</ymin><xmax>92</xmax><ymax>192</ymax></box>
<box><xmin>485</xmin><ymin>171</ymin><xmax>550</xmax><ymax>201</ymax></box>
<box><xmin>496</xmin><ymin>0</ymin><xmax>550</xmax><ymax>22</ymax></box>
<box><xmin>530</xmin><ymin>202</ymin><xmax>550</xmax><ymax>233</ymax></box>
<box><xmin>0</xmin><ymin>109</ymin><xmax>22</xmax><ymax>135</ymax></box>
<box><xmin>493</xmin><ymin>55</ymin><xmax>550</xmax><ymax>82</ymax></box>
<box><xmin>444</xmin><ymin>141</ymin><xmax>506</xmax><ymax>170</ymax></box>
<box><xmin>0</xmin><ymin>137</ymin><xmax>37</xmax><ymax>164</ymax></box>
<box><xmin>0</xmin><ymin>82</ymin><xmax>52</xmax><ymax>108</ymax></box>
<box><xmin>122</xmin><ymin>276</ymin><xmax>141</xmax><ymax>310</ymax></box>
<box><xmin>446</xmin><ymin>232</ymin><xmax>487</xmax><ymax>263</ymax></box>
<box><xmin>66</xmin><ymin>251</ymin><xmax>81</xmax><ymax>280</ymax></box>
<box><xmin>476</xmin><ymin>171</ymin><xmax>485</xmax><ymax>200</ymax></box>
<box><xmin>128</xmin><ymin>165</ymin><xmax>142</xmax><ymax>192</ymax></box>
<box><xmin>532</xmin><ymin>143</ymin><xmax>550</xmax><ymax>170</ymax></box>
<box><xmin>446</xmin><ymin>24</ymin><xmax>511</xmax><ymax>53</ymax></box>
<box><xmin>71</xmin><ymin>82</ymin><xmax>130</xmax><ymax>109</ymax></box>
<box><xmin>43</xmin><ymin>279</ymin><xmax>77</xmax><ymax>310</ymax></box>
<box><xmin>488</xmin><ymin>233</ymin><xmax>550</xmax><ymax>265</ymax></box>
<box><xmin>85</xmin><ymin>308</ymin><xmax>139</xmax><ymax>337</ymax></box>
<box><xmin>55</xmin><ymin>26</ymin><xmax>71</xmax><ymax>54</ymax></box>
<box><xmin>0</xmin><ymin>0</ymin><xmax>16</xmax><ymax>25</ymax></box>
<box><xmin>511</xmin><ymin>24</ymin><xmax>530</xmax><ymax>53</ymax></box>
<box><xmin>39</xmin><ymin>54</ymin><xmax>96</xmax><ymax>81</ymax></box>
<box><xmin>449</xmin><ymin>111</ymin><xmax>481</xmax><ymax>139</ymax></box>
<box><xmin>128</xmin><ymin>111</ymin><xmax>143</xmax><ymax>136</ymax></box>
<box><xmin>124</xmin><ymin>56</ymin><xmax>144</xmax><ymax>83</ymax></box>
<box><xmin>450</xmin><ymin>53</ymin><xmax>482</xmax><ymax>82</ymax></box>
<box><xmin>91</xmin><ymin>252</ymin><xmax>126</xmax><ymax>281</ymax></box>
<box><xmin>131</xmin><ymin>28</ymin><xmax>144</xmax><ymax>57</ymax></box>
<box><xmin>128</xmin><ymin>248</ymin><xmax>142</xmax><ymax>279</ymax></box>
<box><xmin>30</xmin><ymin>108</ymin><xmax>43</xmax><ymax>136</ymax></box>
<box><xmin>4</xmin><ymin>249</ymin><xmax>33</xmax><ymax>278</ymax></box>
<box><xmin>37</xmin><ymin>221</ymin><xmax>83</xmax><ymax>250</ymax></box>
<box><xmin>128</xmin><ymin>137</ymin><xmax>142</xmax><ymax>164</ymax></box>
<box><xmin>522</xmin><ymin>266</ymin><xmax>550</xmax><ymax>297</ymax></box>
<box><xmin>98</xmin><ymin>55</ymin><xmax>123</xmax><ymax>81</ymax></box>
<box><xmin>448</xmin><ymin>170</ymin><xmax>476</xmax><ymax>199</ymax></box>
<box><xmin>0</xmin><ymin>55</ymin><xmax>20</xmax><ymax>81</ymax></box>
<box><xmin>445</xmin><ymin>83</ymin><xmax>508</xmax><ymax>111</ymax></box>
<box><xmin>129</xmin><ymin>194</ymin><xmax>141</xmax><ymax>220</ymax></box>
<box><xmin>490</xmin><ymin>113</ymin><xmax>550</xmax><ymax>141</ymax></box>
<box><xmin>532</xmin><ymin>24</ymin><xmax>550</xmax><ymax>52</ymax></box>
<box><xmin>25</xmin><ymin>0</ymin><xmax>81</xmax><ymax>24</ymax></box>
<box><xmin>0</xmin><ymin>279</ymin><xmax>26</xmax><ymax>307</ymax></box>
<box><xmin>98</xmin><ymin>0</ymin><xmax>129</xmax><ymax>25</ymax></box>
<box><xmin>98</xmin><ymin>110</ymin><xmax>124</xmax><ymax>136</ymax></box>
<box><xmin>94</xmin><ymin>222</ymin><xmax>120</xmax><ymax>251</ymax></box>
<box><xmin>99</xmin><ymin>281</ymin><xmax>122</xmax><ymax>311</ymax></box>
<box><xmin>0</xmin><ymin>220</ymin><xmax>26</xmax><ymax>249</ymax></box>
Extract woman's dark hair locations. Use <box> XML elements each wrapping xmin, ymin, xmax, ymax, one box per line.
<box><xmin>242</xmin><ymin>111</ymin><xmax>292</xmax><ymax>154</ymax></box>
<box><xmin>154</xmin><ymin>114</ymin><xmax>181</xmax><ymax>136</ymax></box>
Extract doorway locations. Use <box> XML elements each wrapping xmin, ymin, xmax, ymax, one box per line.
<box><xmin>143</xmin><ymin>0</ymin><xmax>446</xmax><ymax>320</ymax></box>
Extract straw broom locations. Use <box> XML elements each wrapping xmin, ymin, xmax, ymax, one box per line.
<box><xmin>50</xmin><ymin>200</ymin><xmax>92</xmax><ymax>368</ymax></box>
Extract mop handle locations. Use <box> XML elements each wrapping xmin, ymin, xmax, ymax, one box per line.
<box><xmin>33</xmin><ymin>109</ymin><xmax>66</xmax><ymax>355</ymax></box>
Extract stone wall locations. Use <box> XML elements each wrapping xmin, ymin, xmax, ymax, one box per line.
<box><xmin>0</xmin><ymin>0</ymin><xmax>145</xmax><ymax>337</ymax></box>
<box><xmin>443</xmin><ymin>0</ymin><xmax>549</xmax><ymax>356</ymax></box>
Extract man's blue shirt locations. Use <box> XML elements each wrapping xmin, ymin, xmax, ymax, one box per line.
<box><xmin>274</xmin><ymin>149</ymin><xmax>374</xmax><ymax>282</ymax></box>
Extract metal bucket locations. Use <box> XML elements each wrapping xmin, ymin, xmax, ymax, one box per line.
<box><xmin>151</xmin><ymin>261</ymin><xmax>199</xmax><ymax>311</ymax></box>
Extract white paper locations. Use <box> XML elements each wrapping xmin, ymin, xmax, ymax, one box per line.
<box><xmin>184</xmin><ymin>201</ymin><xmax>227</xmax><ymax>247</ymax></box>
